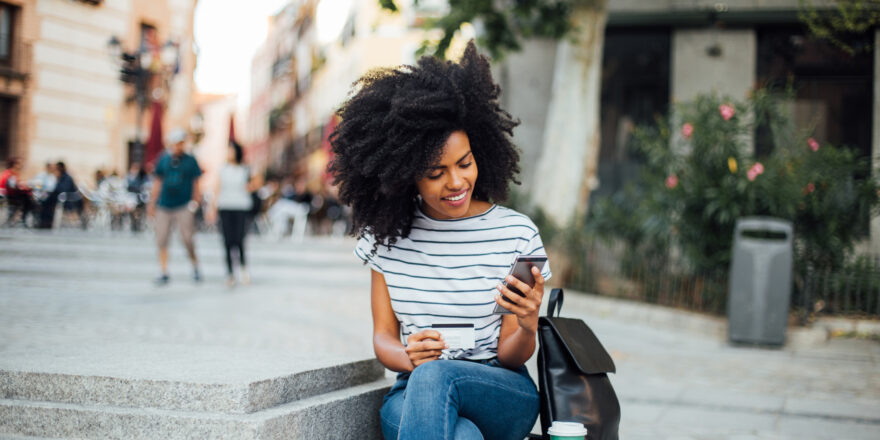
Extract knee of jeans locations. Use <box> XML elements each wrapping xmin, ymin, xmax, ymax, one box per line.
<box><xmin>408</xmin><ymin>360</ymin><xmax>456</xmax><ymax>390</ymax></box>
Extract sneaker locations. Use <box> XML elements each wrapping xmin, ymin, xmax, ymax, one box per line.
<box><xmin>225</xmin><ymin>276</ymin><xmax>236</xmax><ymax>288</ymax></box>
<box><xmin>193</xmin><ymin>269</ymin><xmax>202</xmax><ymax>283</ymax></box>
<box><xmin>155</xmin><ymin>274</ymin><xmax>170</xmax><ymax>286</ymax></box>
<box><xmin>240</xmin><ymin>268</ymin><xmax>250</xmax><ymax>285</ymax></box>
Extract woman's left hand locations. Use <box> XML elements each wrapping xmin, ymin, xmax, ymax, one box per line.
<box><xmin>494</xmin><ymin>266</ymin><xmax>545</xmax><ymax>333</ymax></box>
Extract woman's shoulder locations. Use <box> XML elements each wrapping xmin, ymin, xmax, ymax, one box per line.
<box><xmin>485</xmin><ymin>205</ymin><xmax>540</xmax><ymax>231</ymax></box>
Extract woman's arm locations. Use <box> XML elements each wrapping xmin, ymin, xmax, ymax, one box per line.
<box><xmin>371</xmin><ymin>269</ymin><xmax>447</xmax><ymax>372</ymax></box>
<box><xmin>246</xmin><ymin>171</ymin><xmax>263</xmax><ymax>193</ymax></box>
<box><xmin>495</xmin><ymin>267</ymin><xmax>546</xmax><ymax>369</ymax></box>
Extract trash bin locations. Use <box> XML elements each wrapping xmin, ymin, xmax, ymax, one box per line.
<box><xmin>727</xmin><ymin>217</ymin><xmax>793</xmax><ymax>345</ymax></box>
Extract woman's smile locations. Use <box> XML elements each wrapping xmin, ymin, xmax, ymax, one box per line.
<box><xmin>417</xmin><ymin>131</ymin><xmax>490</xmax><ymax>219</ymax></box>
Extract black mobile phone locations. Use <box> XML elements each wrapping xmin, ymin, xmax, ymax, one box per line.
<box><xmin>493</xmin><ymin>255</ymin><xmax>547</xmax><ymax>314</ymax></box>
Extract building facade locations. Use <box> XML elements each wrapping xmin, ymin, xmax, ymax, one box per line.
<box><xmin>0</xmin><ymin>0</ymin><xmax>197</xmax><ymax>186</ymax></box>
<box><xmin>246</xmin><ymin>0</ymin><xmax>451</xmax><ymax>189</ymax></box>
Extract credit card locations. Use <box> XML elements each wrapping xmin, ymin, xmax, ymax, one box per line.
<box><xmin>431</xmin><ymin>323</ymin><xmax>475</xmax><ymax>350</ymax></box>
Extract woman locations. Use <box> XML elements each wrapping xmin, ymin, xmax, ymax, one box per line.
<box><xmin>208</xmin><ymin>141</ymin><xmax>261</xmax><ymax>286</ymax></box>
<box><xmin>329</xmin><ymin>41</ymin><xmax>550</xmax><ymax>440</ymax></box>
<box><xmin>1</xmin><ymin>157</ymin><xmax>35</xmax><ymax>227</ymax></box>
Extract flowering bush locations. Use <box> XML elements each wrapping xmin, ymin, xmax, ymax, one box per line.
<box><xmin>587</xmin><ymin>90</ymin><xmax>879</xmax><ymax>275</ymax></box>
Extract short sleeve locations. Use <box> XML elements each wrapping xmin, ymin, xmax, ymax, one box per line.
<box><xmin>154</xmin><ymin>155</ymin><xmax>167</xmax><ymax>178</ymax></box>
<box><xmin>354</xmin><ymin>233</ymin><xmax>383</xmax><ymax>273</ymax></box>
<box><xmin>191</xmin><ymin>158</ymin><xmax>203</xmax><ymax>178</ymax></box>
<box><xmin>522</xmin><ymin>230</ymin><xmax>552</xmax><ymax>281</ymax></box>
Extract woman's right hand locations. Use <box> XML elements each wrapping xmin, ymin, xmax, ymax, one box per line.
<box><xmin>405</xmin><ymin>330</ymin><xmax>448</xmax><ymax>369</ymax></box>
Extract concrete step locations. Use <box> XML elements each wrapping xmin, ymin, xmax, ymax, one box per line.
<box><xmin>1</xmin><ymin>350</ymin><xmax>384</xmax><ymax>414</ymax></box>
<box><xmin>0</xmin><ymin>377</ymin><xmax>393</xmax><ymax>440</ymax></box>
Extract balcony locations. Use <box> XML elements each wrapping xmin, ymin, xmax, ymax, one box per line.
<box><xmin>0</xmin><ymin>40</ymin><xmax>31</xmax><ymax>81</ymax></box>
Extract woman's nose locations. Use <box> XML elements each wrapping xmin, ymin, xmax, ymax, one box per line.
<box><xmin>447</xmin><ymin>169</ymin><xmax>464</xmax><ymax>189</ymax></box>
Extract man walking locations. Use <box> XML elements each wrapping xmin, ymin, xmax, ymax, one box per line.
<box><xmin>148</xmin><ymin>129</ymin><xmax>203</xmax><ymax>285</ymax></box>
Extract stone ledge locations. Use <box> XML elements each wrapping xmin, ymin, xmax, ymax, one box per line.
<box><xmin>0</xmin><ymin>378</ymin><xmax>393</xmax><ymax>440</ymax></box>
<box><xmin>561</xmin><ymin>289</ymin><xmax>878</xmax><ymax>347</ymax></box>
<box><xmin>0</xmin><ymin>348</ymin><xmax>385</xmax><ymax>414</ymax></box>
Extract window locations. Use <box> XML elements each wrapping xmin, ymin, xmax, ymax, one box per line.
<box><xmin>596</xmin><ymin>27</ymin><xmax>671</xmax><ymax>198</ymax></box>
<box><xmin>756</xmin><ymin>26</ymin><xmax>873</xmax><ymax>159</ymax></box>
<box><xmin>0</xmin><ymin>3</ymin><xmax>14</xmax><ymax>67</ymax></box>
<box><xmin>0</xmin><ymin>97</ymin><xmax>16</xmax><ymax>163</ymax></box>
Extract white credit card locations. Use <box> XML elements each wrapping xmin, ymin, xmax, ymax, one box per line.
<box><xmin>431</xmin><ymin>323</ymin><xmax>475</xmax><ymax>350</ymax></box>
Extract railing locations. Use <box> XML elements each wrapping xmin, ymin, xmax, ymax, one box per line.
<box><xmin>566</xmin><ymin>238</ymin><xmax>880</xmax><ymax>320</ymax></box>
<box><xmin>0</xmin><ymin>40</ymin><xmax>31</xmax><ymax>79</ymax></box>
<box><xmin>799</xmin><ymin>257</ymin><xmax>880</xmax><ymax>321</ymax></box>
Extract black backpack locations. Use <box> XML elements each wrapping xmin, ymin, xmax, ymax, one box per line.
<box><xmin>536</xmin><ymin>288</ymin><xmax>620</xmax><ymax>440</ymax></box>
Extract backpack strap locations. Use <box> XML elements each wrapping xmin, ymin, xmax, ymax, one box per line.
<box><xmin>546</xmin><ymin>288</ymin><xmax>564</xmax><ymax>317</ymax></box>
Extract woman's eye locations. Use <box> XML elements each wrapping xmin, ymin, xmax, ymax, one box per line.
<box><xmin>461</xmin><ymin>162</ymin><xmax>472</xmax><ymax>168</ymax></box>
<box><xmin>427</xmin><ymin>172</ymin><xmax>443</xmax><ymax>180</ymax></box>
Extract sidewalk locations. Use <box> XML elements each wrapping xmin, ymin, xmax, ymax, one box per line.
<box><xmin>555</xmin><ymin>291</ymin><xmax>880</xmax><ymax>439</ymax></box>
<box><xmin>0</xmin><ymin>230</ymin><xmax>878</xmax><ymax>439</ymax></box>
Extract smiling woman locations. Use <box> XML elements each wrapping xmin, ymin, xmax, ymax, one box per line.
<box><xmin>328</xmin><ymin>41</ymin><xmax>551</xmax><ymax>440</ymax></box>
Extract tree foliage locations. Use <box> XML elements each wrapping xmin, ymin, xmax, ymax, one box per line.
<box><xmin>798</xmin><ymin>0</ymin><xmax>880</xmax><ymax>55</ymax></box>
<box><xmin>380</xmin><ymin>0</ymin><xmax>595</xmax><ymax>59</ymax></box>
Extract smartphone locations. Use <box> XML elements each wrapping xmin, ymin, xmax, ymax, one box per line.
<box><xmin>493</xmin><ymin>255</ymin><xmax>548</xmax><ymax>314</ymax></box>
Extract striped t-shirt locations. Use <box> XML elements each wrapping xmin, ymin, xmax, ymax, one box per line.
<box><xmin>354</xmin><ymin>204</ymin><xmax>551</xmax><ymax>360</ymax></box>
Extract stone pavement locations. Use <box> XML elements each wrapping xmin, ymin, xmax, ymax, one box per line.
<box><xmin>1</xmin><ymin>229</ymin><xmax>879</xmax><ymax>439</ymax></box>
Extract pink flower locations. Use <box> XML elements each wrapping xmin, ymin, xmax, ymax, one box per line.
<box><xmin>747</xmin><ymin>162</ymin><xmax>765</xmax><ymax>182</ymax></box>
<box><xmin>804</xmin><ymin>182</ymin><xmax>816</xmax><ymax>195</ymax></box>
<box><xmin>665</xmin><ymin>174</ymin><xmax>678</xmax><ymax>189</ymax></box>
<box><xmin>681</xmin><ymin>123</ymin><xmax>694</xmax><ymax>140</ymax></box>
<box><xmin>719</xmin><ymin>104</ymin><xmax>735</xmax><ymax>121</ymax></box>
<box><xmin>808</xmin><ymin>138</ymin><xmax>820</xmax><ymax>152</ymax></box>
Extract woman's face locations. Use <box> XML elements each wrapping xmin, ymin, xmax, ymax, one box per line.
<box><xmin>227</xmin><ymin>146</ymin><xmax>236</xmax><ymax>163</ymax></box>
<box><xmin>416</xmin><ymin>130</ymin><xmax>480</xmax><ymax>220</ymax></box>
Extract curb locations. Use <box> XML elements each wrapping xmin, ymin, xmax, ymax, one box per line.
<box><xmin>560</xmin><ymin>289</ymin><xmax>879</xmax><ymax>347</ymax></box>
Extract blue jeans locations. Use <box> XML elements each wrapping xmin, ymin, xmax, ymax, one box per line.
<box><xmin>380</xmin><ymin>359</ymin><xmax>539</xmax><ymax>440</ymax></box>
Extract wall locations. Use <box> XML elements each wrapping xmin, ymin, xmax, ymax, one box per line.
<box><xmin>13</xmin><ymin>0</ymin><xmax>196</xmax><ymax>187</ymax></box>
<box><xmin>671</xmin><ymin>28</ymin><xmax>756</xmax><ymax>103</ymax></box>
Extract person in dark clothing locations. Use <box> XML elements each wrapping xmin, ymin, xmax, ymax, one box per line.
<box><xmin>127</xmin><ymin>163</ymin><xmax>150</xmax><ymax>232</ymax></box>
<box><xmin>40</xmin><ymin>161</ymin><xmax>86</xmax><ymax>229</ymax></box>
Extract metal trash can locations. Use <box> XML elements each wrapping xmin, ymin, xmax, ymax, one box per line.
<box><xmin>727</xmin><ymin>217</ymin><xmax>793</xmax><ymax>345</ymax></box>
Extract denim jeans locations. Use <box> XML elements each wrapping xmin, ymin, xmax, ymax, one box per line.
<box><xmin>380</xmin><ymin>359</ymin><xmax>539</xmax><ymax>440</ymax></box>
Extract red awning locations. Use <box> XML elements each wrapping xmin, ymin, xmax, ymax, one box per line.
<box><xmin>144</xmin><ymin>101</ymin><xmax>164</xmax><ymax>167</ymax></box>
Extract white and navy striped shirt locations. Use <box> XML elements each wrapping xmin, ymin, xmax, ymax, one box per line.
<box><xmin>355</xmin><ymin>204</ymin><xmax>551</xmax><ymax>360</ymax></box>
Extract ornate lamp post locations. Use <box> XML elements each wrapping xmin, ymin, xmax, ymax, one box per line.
<box><xmin>107</xmin><ymin>34</ymin><xmax>180</xmax><ymax>166</ymax></box>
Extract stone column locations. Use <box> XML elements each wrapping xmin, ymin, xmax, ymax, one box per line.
<box><xmin>671</xmin><ymin>28</ymin><xmax>756</xmax><ymax>103</ymax></box>
<box><xmin>500</xmin><ymin>38</ymin><xmax>557</xmax><ymax>196</ymax></box>
<box><xmin>531</xmin><ymin>3</ymin><xmax>607</xmax><ymax>227</ymax></box>
<box><xmin>870</xmin><ymin>29</ymin><xmax>880</xmax><ymax>254</ymax></box>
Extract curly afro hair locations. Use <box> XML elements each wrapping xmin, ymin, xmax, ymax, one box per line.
<box><xmin>328</xmin><ymin>41</ymin><xmax>521</xmax><ymax>255</ymax></box>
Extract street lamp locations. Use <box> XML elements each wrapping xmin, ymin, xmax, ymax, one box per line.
<box><xmin>107</xmin><ymin>34</ymin><xmax>180</xmax><ymax>166</ymax></box>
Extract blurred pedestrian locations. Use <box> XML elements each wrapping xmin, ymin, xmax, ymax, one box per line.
<box><xmin>99</xmin><ymin>170</ymin><xmax>127</xmax><ymax>231</ymax></box>
<box><xmin>147</xmin><ymin>128</ymin><xmax>203</xmax><ymax>285</ymax></box>
<box><xmin>94</xmin><ymin>169</ymin><xmax>106</xmax><ymax>187</ymax></box>
<box><xmin>1</xmin><ymin>158</ymin><xmax>35</xmax><ymax>227</ymax></box>
<box><xmin>50</xmin><ymin>161</ymin><xmax>86</xmax><ymax>229</ymax></box>
<box><xmin>206</xmin><ymin>141</ymin><xmax>261</xmax><ymax>287</ymax></box>
<box><xmin>31</xmin><ymin>162</ymin><xmax>57</xmax><ymax>194</ymax></box>
<box><xmin>126</xmin><ymin>163</ymin><xmax>150</xmax><ymax>232</ymax></box>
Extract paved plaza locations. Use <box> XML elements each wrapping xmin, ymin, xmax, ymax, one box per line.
<box><xmin>1</xmin><ymin>229</ymin><xmax>879</xmax><ymax>439</ymax></box>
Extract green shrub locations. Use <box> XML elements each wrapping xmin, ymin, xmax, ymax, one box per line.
<box><xmin>587</xmin><ymin>90</ymin><xmax>879</xmax><ymax>276</ymax></box>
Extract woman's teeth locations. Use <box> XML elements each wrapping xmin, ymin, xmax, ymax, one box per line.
<box><xmin>444</xmin><ymin>192</ymin><xmax>466</xmax><ymax>201</ymax></box>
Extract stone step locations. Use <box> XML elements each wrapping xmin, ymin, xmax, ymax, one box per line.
<box><xmin>1</xmin><ymin>350</ymin><xmax>384</xmax><ymax>414</ymax></box>
<box><xmin>0</xmin><ymin>377</ymin><xmax>393</xmax><ymax>440</ymax></box>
